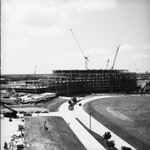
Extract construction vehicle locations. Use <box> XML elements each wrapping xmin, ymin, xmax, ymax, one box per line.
<box><xmin>0</xmin><ymin>102</ymin><xmax>18</xmax><ymax>118</ymax></box>
<box><xmin>70</xmin><ymin>28</ymin><xmax>89</xmax><ymax>70</ymax></box>
<box><xmin>140</xmin><ymin>81</ymin><xmax>150</xmax><ymax>94</ymax></box>
<box><xmin>111</xmin><ymin>44</ymin><xmax>121</xmax><ymax>70</ymax></box>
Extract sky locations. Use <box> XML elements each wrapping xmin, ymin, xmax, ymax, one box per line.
<box><xmin>1</xmin><ymin>0</ymin><xmax>150</xmax><ymax>74</ymax></box>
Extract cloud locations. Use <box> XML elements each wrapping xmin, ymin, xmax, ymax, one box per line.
<box><xmin>87</xmin><ymin>48</ymin><xmax>109</xmax><ymax>56</ymax></box>
<box><xmin>1</xmin><ymin>38</ymin><xmax>35</xmax><ymax>62</ymax></box>
<box><xmin>60</xmin><ymin>0</ymin><xmax>117</xmax><ymax>12</ymax></box>
<box><xmin>1</xmin><ymin>0</ymin><xmax>117</xmax><ymax>37</ymax></box>
<box><xmin>120</xmin><ymin>44</ymin><xmax>134</xmax><ymax>51</ymax></box>
<box><xmin>144</xmin><ymin>44</ymin><xmax>150</xmax><ymax>50</ymax></box>
<box><xmin>131</xmin><ymin>53</ymin><xmax>149</xmax><ymax>60</ymax></box>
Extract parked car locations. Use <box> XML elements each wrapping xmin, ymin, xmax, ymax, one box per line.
<box><xmin>24</xmin><ymin>113</ymin><xmax>32</xmax><ymax>116</ymax></box>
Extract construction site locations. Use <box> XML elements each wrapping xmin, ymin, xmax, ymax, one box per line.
<box><xmin>1</xmin><ymin>29</ymin><xmax>143</xmax><ymax>96</ymax></box>
<box><xmin>46</xmin><ymin>29</ymin><xmax>137</xmax><ymax>96</ymax></box>
<box><xmin>49</xmin><ymin>69</ymin><xmax>137</xmax><ymax>96</ymax></box>
<box><xmin>1</xmin><ymin>27</ymin><xmax>150</xmax><ymax>150</ymax></box>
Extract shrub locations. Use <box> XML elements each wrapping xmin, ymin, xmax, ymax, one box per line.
<box><xmin>68</xmin><ymin>100</ymin><xmax>72</xmax><ymax>104</ymax></box>
<box><xmin>18</xmin><ymin>124</ymin><xmax>24</xmax><ymax>132</ymax></box>
<box><xmin>121</xmin><ymin>146</ymin><xmax>132</xmax><ymax>150</ymax></box>
<box><xmin>72</xmin><ymin>97</ymin><xmax>77</xmax><ymax>103</ymax></box>
<box><xmin>106</xmin><ymin>140</ymin><xmax>115</xmax><ymax>150</ymax></box>
<box><xmin>103</xmin><ymin>131</ymin><xmax>112</xmax><ymax>141</ymax></box>
<box><xmin>4</xmin><ymin>142</ymin><xmax>8</xmax><ymax>149</ymax></box>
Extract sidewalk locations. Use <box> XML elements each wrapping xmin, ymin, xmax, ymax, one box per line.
<box><xmin>74</xmin><ymin>95</ymin><xmax>136</xmax><ymax>150</ymax></box>
<box><xmin>61</xmin><ymin>111</ymin><xmax>106</xmax><ymax>150</ymax></box>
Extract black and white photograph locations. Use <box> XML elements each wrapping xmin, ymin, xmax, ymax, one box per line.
<box><xmin>1</xmin><ymin>0</ymin><xmax>150</xmax><ymax>150</ymax></box>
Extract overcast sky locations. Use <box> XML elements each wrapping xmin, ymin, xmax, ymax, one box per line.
<box><xmin>1</xmin><ymin>0</ymin><xmax>150</xmax><ymax>74</ymax></box>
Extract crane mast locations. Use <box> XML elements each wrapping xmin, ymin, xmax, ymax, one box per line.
<box><xmin>34</xmin><ymin>61</ymin><xmax>38</xmax><ymax>79</ymax></box>
<box><xmin>70</xmin><ymin>28</ymin><xmax>89</xmax><ymax>70</ymax></box>
<box><xmin>111</xmin><ymin>44</ymin><xmax>121</xmax><ymax>70</ymax></box>
<box><xmin>106</xmin><ymin>59</ymin><xmax>109</xmax><ymax>70</ymax></box>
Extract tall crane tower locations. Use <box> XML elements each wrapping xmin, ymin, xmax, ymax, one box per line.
<box><xmin>111</xmin><ymin>44</ymin><xmax>121</xmax><ymax>70</ymax></box>
<box><xmin>106</xmin><ymin>59</ymin><xmax>109</xmax><ymax>70</ymax></box>
<box><xmin>34</xmin><ymin>61</ymin><xmax>38</xmax><ymax>79</ymax></box>
<box><xmin>70</xmin><ymin>28</ymin><xmax>89</xmax><ymax>70</ymax></box>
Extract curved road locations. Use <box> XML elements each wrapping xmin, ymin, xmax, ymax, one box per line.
<box><xmin>30</xmin><ymin>95</ymin><xmax>136</xmax><ymax>150</ymax></box>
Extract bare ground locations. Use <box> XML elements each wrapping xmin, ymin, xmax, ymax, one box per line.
<box><xmin>1</xmin><ymin>97</ymin><xmax>68</xmax><ymax>113</ymax></box>
<box><xmin>24</xmin><ymin>116</ymin><xmax>86</xmax><ymax>150</ymax></box>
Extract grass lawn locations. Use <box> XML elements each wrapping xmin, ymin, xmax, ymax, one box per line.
<box><xmin>40</xmin><ymin>97</ymin><xmax>68</xmax><ymax>112</ymax></box>
<box><xmin>24</xmin><ymin>116</ymin><xmax>86</xmax><ymax>150</ymax></box>
<box><xmin>83</xmin><ymin>95</ymin><xmax>150</xmax><ymax>150</ymax></box>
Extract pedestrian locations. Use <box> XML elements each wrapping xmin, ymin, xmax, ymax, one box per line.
<box><xmin>44</xmin><ymin>121</ymin><xmax>48</xmax><ymax>130</ymax></box>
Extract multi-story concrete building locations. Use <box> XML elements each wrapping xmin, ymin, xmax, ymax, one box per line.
<box><xmin>49</xmin><ymin>69</ymin><xmax>137</xmax><ymax>96</ymax></box>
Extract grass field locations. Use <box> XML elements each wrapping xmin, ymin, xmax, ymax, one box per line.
<box><xmin>83</xmin><ymin>95</ymin><xmax>150</xmax><ymax>150</ymax></box>
<box><xmin>24</xmin><ymin>116</ymin><xmax>86</xmax><ymax>150</ymax></box>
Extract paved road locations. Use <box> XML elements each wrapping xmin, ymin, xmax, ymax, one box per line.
<box><xmin>70</xmin><ymin>95</ymin><xmax>136</xmax><ymax>150</ymax></box>
<box><xmin>24</xmin><ymin>95</ymin><xmax>136</xmax><ymax>150</ymax></box>
<box><xmin>30</xmin><ymin>101</ymin><xmax>105</xmax><ymax>149</ymax></box>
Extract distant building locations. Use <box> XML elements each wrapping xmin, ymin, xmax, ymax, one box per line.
<box><xmin>0</xmin><ymin>78</ymin><xmax>8</xmax><ymax>84</ymax></box>
<box><xmin>49</xmin><ymin>69</ymin><xmax>137</xmax><ymax>96</ymax></box>
<box><xmin>136</xmin><ymin>72</ymin><xmax>150</xmax><ymax>80</ymax></box>
<box><xmin>3</xmin><ymin>69</ymin><xmax>137</xmax><ymax>96</ymax></box>
<box><xmin>136</xmin><ymin>72</ymin><xmax>150</xmax><ymax>87</ymax></box>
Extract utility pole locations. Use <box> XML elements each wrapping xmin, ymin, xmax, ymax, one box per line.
<box><xmin>89</xmin><ymin>112</ymin><xmax>92</xmax><ymax>130</ymax></box>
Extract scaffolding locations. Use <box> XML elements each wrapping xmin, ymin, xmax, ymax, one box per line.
<box><xmin>48</xmin><ymin>69</ymin><xmax>137</xmax><ymax>96</ymax></box>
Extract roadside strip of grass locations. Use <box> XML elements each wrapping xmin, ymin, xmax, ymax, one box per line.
<box><xmin>83</xmin><ymin>96</ymin><xmax>150</xmax><ymax>150</ymax></box>
<box><xmin>76</xmin><ymin>118</ymin><xmax>118</xmax><ymax>150</ymax></box>
<box><xmin>24</xmin><ymin>116</ymin><xmax>86</xmax><ymax>150</ymax></box>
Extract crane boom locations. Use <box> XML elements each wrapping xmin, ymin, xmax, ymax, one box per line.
<box><xmin>70</xmin><ymin>28</ymin><xmax>85</xmax><ymax>57</ymax></box>
<box><xmin>111</xmin><ymin>44</ymin><xmax>121</xmax><ymax>70</ymax></box>
<box><xmin>70</xmin><ymin>28</ymin><xmax>89</xmax><ymax>70</ymax></box>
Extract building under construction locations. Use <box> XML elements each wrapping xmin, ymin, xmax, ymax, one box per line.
<box><xmin>49</xmin><ymin>69</ymin><xmax>137</xmax><ymax>96</ymax></box>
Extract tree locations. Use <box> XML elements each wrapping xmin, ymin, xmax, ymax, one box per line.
<box><xmin>68</xmin><ymin>100</ymin><xmax>72</xmax><ymax>105</ymax></box>
<box><xmin>4</xmin><ymin>142</ymin><xmax>8</xmax><ymax>149</ymax></box>
<box><xmin>103</xmin><ymin>131</ymin><xmax>112</xmax><ymax>141</ymax></box>
<box><xmin>121</xmin><ymin>146</ymin><xmax>132</xmax><ymax>150</ymax></box>
<box><xmin>18</xmin><ymin>124</ymin><xmax>24</xmax><ymax>133</ymax></box>
<box><xmin>72</xmin><ymin>97</ymin><xmax>77</xmax><ymax>103</ymax></box>
<box><xmin>106</xmin><ymin>140</ymin><xmax>115</xmax><ymax>150</ymax></box>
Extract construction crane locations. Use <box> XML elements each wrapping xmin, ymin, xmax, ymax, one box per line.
<box><xmin>34</xmin><ymin>61</ymin><xmax>38</xmax><ymax>79</ymax></box>
<box><xmin>106</xmin><ymin>59</ymin><xmax>109</xmax><ymax>70</ymax></box>
<box><xmin>70</xmin><ymin>28</ymin><xmax>89</xmax><ymax>70</ymax></box>
<box><xmin>33</xmin><ymin>61</ymin><xmax>38</xmax><ymax>88</ymax></box>
<box><xmin>111</xmin><ymin>44</ymin><xmax>121</xmax><ymax>70</ymax></box>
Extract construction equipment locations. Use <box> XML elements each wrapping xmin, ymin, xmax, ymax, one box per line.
<box><xmin>140</xmin><ymin>81</ymin><xmax>150</xmax><ymax>94</ymax></box>
<box><xmin>106</xmin><ymin>59</ymin><xmax>109</xmax><ymax>70</ymax></box>
<box><xmin>6</xmin><ymin>78</ymin><xmax>17</xmax><ymax>96</ymax></box>
<box><xmin>0</xmin><ymin>102</ymin><xmax>18</xmax><ymax>118</ymax></box>
<box><xmin>34</xmin><ymin>61</ymin><xmax>38</xmax><ymax>78</ymax></box>
<box><xmin>70</xmin><ymin>28</ymin><xmax>89</xmax><ymax>70</ymax></box>
<box><xmin>111</xmin><ymin>44</ymin><xmax>121</xmax><ymax>70</ymax></box>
